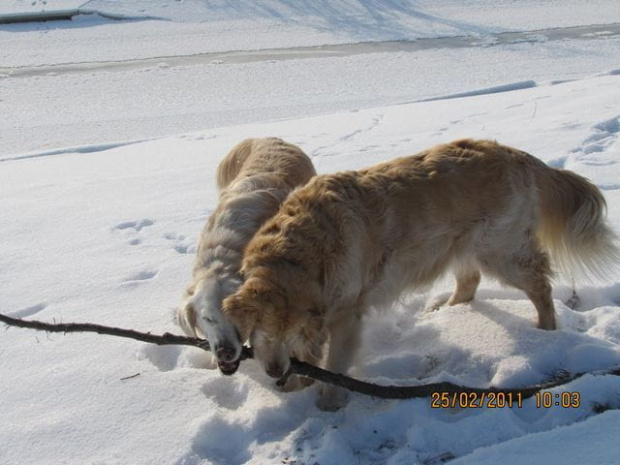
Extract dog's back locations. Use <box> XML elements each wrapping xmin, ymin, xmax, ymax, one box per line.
<box><xmin>246</xmin><ymin>139</ymin><xmax>545</xmax><ymax>305</ymax></box>
<box><xmin>195</xmin><ymin>138</ymin><xmax>316</xmax><ymax>271</ymax></box>
<box><xmin>269</xmin><ymin>138</ymin><xmax>617</xmax><ymax>298</ymax></box>
<box><xmin>216</xmin><ymin>138</ymin><xmax>316</xmax><ymax>192</ymax></box>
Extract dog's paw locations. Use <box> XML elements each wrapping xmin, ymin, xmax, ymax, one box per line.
<box><xmin>316</xmin><ymin>385</ymin><xmax>348</xmax><ymax>411</ymax></box>
<box><xmin>276</xmin><ymin>375</ymin><xmax>314</xmax><ymax>392</ymax></box>
<box><xmin>425</xmin><ymin>296</ymin><xmax>448</xmax><ymax>312</ymax></box>
<box><xmin>536</xmin><ymin>320</ymin><xmax>557</xmax><ymax>331</ymax></box>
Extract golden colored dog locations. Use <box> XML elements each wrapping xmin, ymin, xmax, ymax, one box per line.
<box><xmin>176</xmin><ymin>137</ymin><xmax>315</xmax><ymax>374</ymax></box>
<box><xmin>223</xmin><ymin>139</ymin><xmax>619</xmax><ymax>409</ymax></box>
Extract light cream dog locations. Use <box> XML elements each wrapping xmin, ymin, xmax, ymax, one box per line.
<box><xmin>223</xmin><ymin>138</ymin><xmax>619</xmax><ymax>408</ymax></box>
<box><xmin>176</xmin><ymin>137</ymin><xmax>316</xmax><ymax>374</ymax></box>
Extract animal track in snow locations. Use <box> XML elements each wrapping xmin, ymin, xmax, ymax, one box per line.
<box><xmin>163</xmin><ymin>232</ymin><xmax>196</xmax><ymax>255</ymax></box>
<box><xmin>122</xmin><ymin>270</ymin><xmax>158</xmax><ymax>287</ymax></box>
<box><xmin>339</xmin><ymin>115</ymin><xmax>384</xmax><ymax>143</ymax></box>
<box><xmin>577</xmin><ymin>116</ymin><xmax>619</xmax><ymax>155</ymax></box>
<box><xmin>111</xmin><ymin>218</ymin><xmax>155</xmax><ymax>246</ymax></box>
<box><xmin>113</xmin><ymin>218</ymin><xmax>155</xmax><ymax>232</ymax></box>
<box><xmin>312</xmin><ymin>115</ymin><xmax>384</xmax><ymax>158</ymax></box>
<box><xmin>567</xmin><ymin>116</ymin><xmax>620</xmax><ymax>190</ymax></box>
<box><xmin>131</xmin><ymin>270</ymin><xmax>158</xmax><ymax>280</ymax></box>
<box><xmin>432</xmin><ymin>126</ymin><xmax>450</xmax><ymax>138</ymax></box>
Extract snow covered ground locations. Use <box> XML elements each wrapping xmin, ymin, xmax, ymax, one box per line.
<box><xmin>2</xmin><ymin>1</ymin><xmax>620</xmax><ymax>464</ymax></box>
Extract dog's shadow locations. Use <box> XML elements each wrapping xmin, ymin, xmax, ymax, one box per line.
<box><xmin>358</xmin><ymin>290</ymin><xmax>580</xmax><ymax>388</ymax></box>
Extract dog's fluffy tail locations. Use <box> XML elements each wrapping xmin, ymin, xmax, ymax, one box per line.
<box><xmin>535</xmin><ymin>163</ymin><xmax>620</xmax><ymax>281</ymax></box>
<box><xmin>216</xmin><ymin>139</ymin><xmax>256</xmax><ymax>190</ymax></box>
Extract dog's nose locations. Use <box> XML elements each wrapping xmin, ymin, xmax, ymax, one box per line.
<box><xmin>215</xmin><ymin>345</ymin><xmax>236</xmax><ymax>362</ymax></box>
<box><xmin>266</xmin><ymin>363</ymin><xmax>284</xmax><ymax>379</ymax></box>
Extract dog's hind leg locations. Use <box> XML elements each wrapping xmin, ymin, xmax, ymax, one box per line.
<box><xmin>479</xmin><ymin>239</ymin><xmax>556</xmax><ymax>330</ymax></box>
<box><xmin>428</xmin><ymin>263</ymin><xmax>480</xmax><ymax>310</ymax></box>
<box><xmin>448</xmin><ymin>264</ymin><xmax>481</xmax><ymax>305</ymax></box>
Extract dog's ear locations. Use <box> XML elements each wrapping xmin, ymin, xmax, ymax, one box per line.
<box><xmin>185</xmin><ymin>282</ymin><xmax>196</xmax><ymax>296</ymax></box>
<box><xmin>176</xmin><ymin>302</ymin><xmax>198</xmax><ymax>337</ymax></box>
<box><xmin>223</xmin><ymin>277</ymin><xmax>283</xmax><ymax>341</ymax></box>
<box><xmin>222</xmin><ymin>281</ymin><xmax>263</xmax><ymax>341</ymax></box>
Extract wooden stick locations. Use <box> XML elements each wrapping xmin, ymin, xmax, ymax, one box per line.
<box><xmin>2</xmin><ymin>312</ymin><xmax>618</xmax><ymax>400</ymax></box>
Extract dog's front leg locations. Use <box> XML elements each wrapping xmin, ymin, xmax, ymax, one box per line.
<box><xmin>317</xmin><ymin>312</ymin><xmax>362</xmax><ymax>411</ymax></box>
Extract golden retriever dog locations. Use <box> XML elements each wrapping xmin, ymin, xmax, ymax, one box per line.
<box><xmin>176</xmin><ymin>137</ymin><xmax>316</xmax><ymax>375</ymax></box>
<box><xmin>223</xmin><ymin>138</ymin><xmax>619</xmax><ymax>409</ymax></box>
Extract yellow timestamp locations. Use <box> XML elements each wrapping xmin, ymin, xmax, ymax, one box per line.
<box><xmin>431</xmin><ymin>391</ymin><xmax>581</xmax><ymax>409</ymax></box>
<box><xmin>431</xmin><ymin>391</ymin><xmax>525</xmax><ymax>409</ymax></box>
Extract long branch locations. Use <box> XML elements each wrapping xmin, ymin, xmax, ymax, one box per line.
<box><xmin>2</xmin><ymin>312</ymin><xmax>618</xmax><ymax>399</ymax></box>
<box><xmin>0</xmin><ymin>312</ymin><xmax>209</xmax><ymax>348</ymax></box>
<box><xmin>289</xmin><ymin>360</ymin><xmax>620</xmax><ymax>399</ymax></box>
<box><xmin>0</xmin><ymin>312</ymin><xmax>252</xmax><ymax>361</ymax></box>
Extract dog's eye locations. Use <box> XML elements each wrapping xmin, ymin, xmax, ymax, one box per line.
<box><xmin>203</xmin><ymin>317</ymin><xmax>217</xmax><ymax>325</ymax></box>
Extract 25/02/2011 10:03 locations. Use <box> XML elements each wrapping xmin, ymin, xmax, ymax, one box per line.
<box><xmin>430</xmin><ymin>391</ymin><xmax>581</xmax><ymax>409</ymax></box>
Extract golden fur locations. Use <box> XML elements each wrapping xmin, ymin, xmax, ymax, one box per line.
<box><xmin>176</xmin><ymin>137</ymin><xmax>316</xmax><ymax>374</ymax></box>
<box><xmin>223</xmin><ymin>138</ymin><xmax>619</xmax><ymax>409</ymax></box>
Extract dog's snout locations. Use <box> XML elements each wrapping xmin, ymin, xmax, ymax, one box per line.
<box><xmin>265</xmin><ymin>363</ymin><xmax>285</xmax><ymax>379</ymax></box>
<box><xmin>215</xmin><ymin>344</ymin><xmax>237</xmax><ymax>362</ymax></box>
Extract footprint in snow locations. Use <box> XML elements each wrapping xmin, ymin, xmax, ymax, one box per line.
<box><xmin>163</xmin><ymin>232</ymin><xmax>196</xmax><ymax>255</ymax></box>
<box><xmin>576</xmin><ymin>116</ymin><xmax>620</xmax><ymax>156</ymax></box>
<box><xmin>121</xmin><ymin>270</ymin><xmax>159</xmax><ymax>288</ymax></box>
<box><xmin>111</xmin><ymin>218</ymin><xmax>155</xmax><ymax>246</ymax></box>
<box><xmin>113</xmin><ymin>218</ymin><xmax>155</xmax><ymax>232</ymax></box>
<box><xmin>566</xmin><ymin>117</ymin><xmax>620</xmax><ymax>190</ymax></box>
